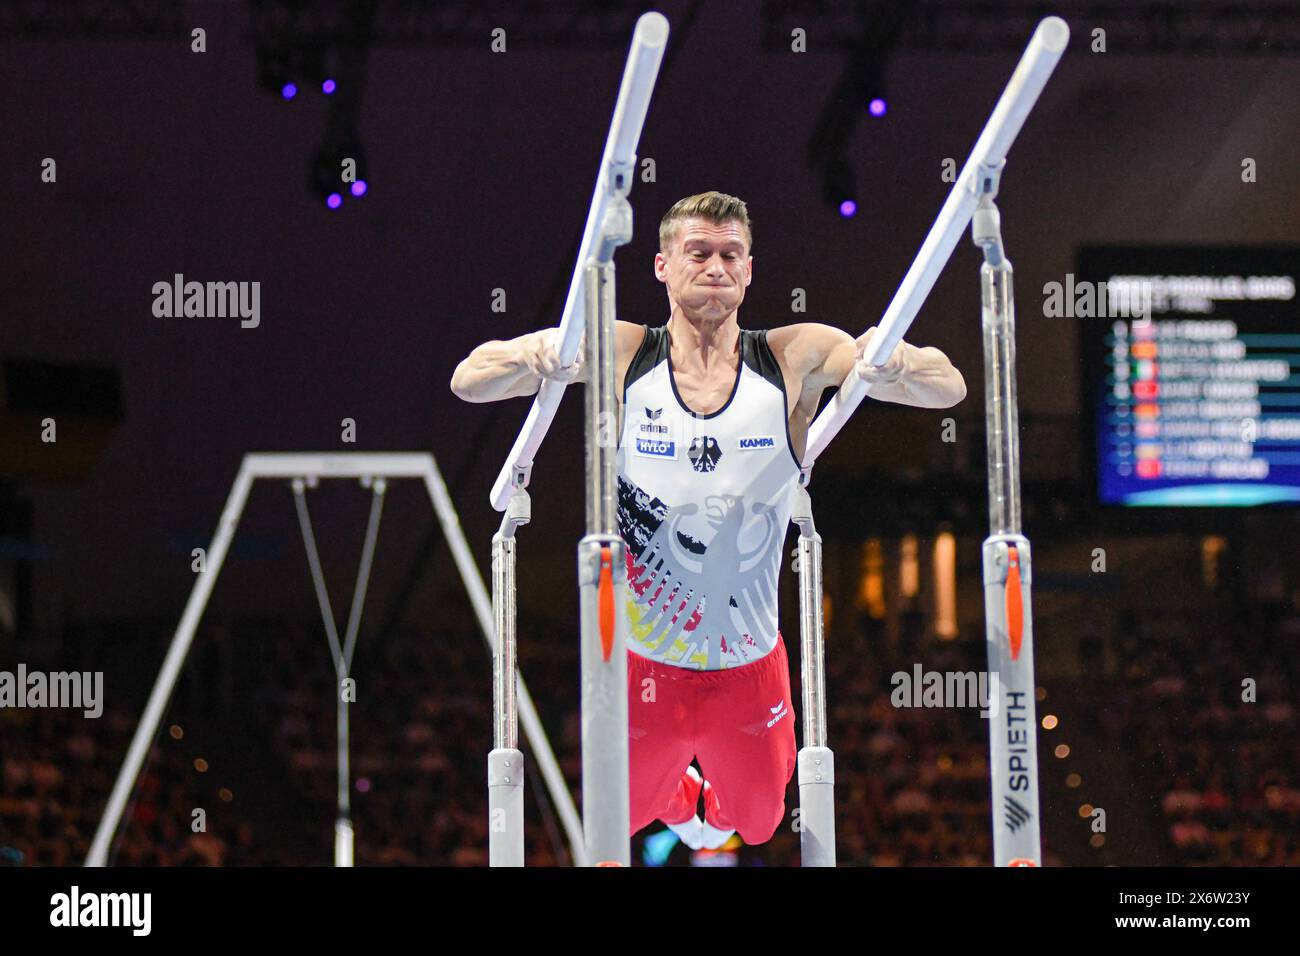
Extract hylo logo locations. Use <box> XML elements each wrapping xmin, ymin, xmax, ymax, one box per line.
<box><xmin>635</xmin><ymin>438</ymin><xmax>676</xmax><ymax>459</ymax></box>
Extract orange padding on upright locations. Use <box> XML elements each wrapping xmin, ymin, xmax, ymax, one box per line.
<box><xmin>598</xmin><ymin>546</ymin><xmax>615</xmax><ymax>662</ymax></box>
<box><xmin>1005</xmin><ymin>545</ymin><xmax>1023</xmax><ymax>661</ymax></box>
<box><xmin>595</xmin><ymin>861</ymin><xmax>625</xmax><ymax>867</ymax></box>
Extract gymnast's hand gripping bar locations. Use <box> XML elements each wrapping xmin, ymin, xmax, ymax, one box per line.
<box><xmin>801</xmin><ymin>16</ymin><xmax>1070</xmax><ymax>481</ymax></box>
<box><xmin>490</xmin><ymin>12</ymin><xmax>669</xmax><ymax>512</ymax></box>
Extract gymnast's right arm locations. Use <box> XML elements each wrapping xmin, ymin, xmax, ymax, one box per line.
<box><xmin>450</xmin><ymin>328</ymin><xmax>585</xmax><ymax>403</ymax></box>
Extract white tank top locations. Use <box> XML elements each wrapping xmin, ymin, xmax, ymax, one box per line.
<box><xmin>616</xmin><ymin>324</ymin><xmax>801</xmax><ymax>671</ymax></box>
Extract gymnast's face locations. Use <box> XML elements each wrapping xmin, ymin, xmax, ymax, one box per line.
<box><xmin>655</xmin><ymin>218</ymin><xmax>753</xmax><ymax>323</ymax></box>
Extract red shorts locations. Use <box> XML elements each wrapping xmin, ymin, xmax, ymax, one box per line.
<box><xmin>627</xmin><ymin>633</ymin><xmax>798</xmax><ymax>845</ymax></box>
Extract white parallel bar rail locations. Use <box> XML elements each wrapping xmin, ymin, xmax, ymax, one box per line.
<box><xmin>802</xmin><ymin>16</ymin><xmax>1070</xmax><ymax>480</ymax></box>
<box><xmin>490</xmin><ymin>11</ymin><xmax>669</xmax><ymax>512</ymax></box>
<box><xmin>86</xmin><ymin>452</ymin><xmax>585</xmax><ymax>867</ymax></box>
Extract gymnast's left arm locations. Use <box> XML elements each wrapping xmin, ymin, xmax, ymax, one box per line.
<box><xmin>857</xmin><ymin>325</ymin><xmax>967</xmax><ymax>408</ymax></box>
<box><xmin>810</xmin><ymin>324</ymin><xmax>967</xmax><ymax>409</ymax></box>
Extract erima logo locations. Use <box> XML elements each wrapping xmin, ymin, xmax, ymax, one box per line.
<box><xmin>635</xmin><ymin>438</ymin><xmax>675</xmax><ymax>458</ymax></box>
<box><xmin>738</xmin><ymin>436</ymin><xmax>776</xmax><ymax>450</ymax></box>
<box><xmin>639</xmin><ymin>407</ymin><xmax>668</xmax><ymax>435</ymax></box>
<box><xmin>766</xmin><ymin>700</ymin><xmax>790</xmax><ymax>728</ymax></box>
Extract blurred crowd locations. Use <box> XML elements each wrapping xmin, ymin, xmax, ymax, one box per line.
<box><xmin>1112</xmin><ymin>604</ymin><xmax>1300</xmax><ymax>865</ymax></box>
<box><xmin>2</xmin><ymin>594</ymin><xmax>1296</xmax><ymax>866</ymax></box>
<box><xmin>0</xmin><ymin>700</ymin><xmax>253</xmax><ymax>866</ymax></box>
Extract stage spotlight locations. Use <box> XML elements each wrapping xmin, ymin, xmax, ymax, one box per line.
<box><xmin>861</xmin><ymin>57</ymin><xmax>889</xmax><ymax>117</ymax></box>
<box><xmin>823</xmin><ymin>156</ymin><xmax>857</xmax><ymax>216</ymax></box>
<box><xmin>311</xmin><ymin>133</ymin><xmax>366</xmax><ymax>208</ymax></box>
<box><xmin>281</xmin><ymin>82</ymin><xmax>298</xmax><ymax>100</ymax></box>
<box><xmin>326</xmin><ymin>193</ymin><xmax>343</xmax><ymax>209</ymax></box>
<box><xmin>322</xmin><ymin>78</ymin><xmax>337</xmax><ymax>94</ymax></box>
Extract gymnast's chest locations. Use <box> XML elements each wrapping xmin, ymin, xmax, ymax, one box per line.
<box><xmin>617</xmin><ymin>367</ymin><xmax>787</xmax><ymax>483</ymax></box>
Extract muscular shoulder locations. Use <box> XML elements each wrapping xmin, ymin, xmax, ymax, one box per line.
<box><xmin>766</xmin><ymin>322</ymin><xmax>855</xmax><ymax>383</ymax></box>
<box><xmin>615</xmin><ymin>319</ymin><xmax>650</xmax><ymax>362</ymax></box>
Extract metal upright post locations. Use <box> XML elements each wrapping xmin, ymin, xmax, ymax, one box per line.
<box><xmin>972</xmin><ymin>161</ymin><xmax>1042</xmax><ymax>867</ymax></box>
<box><xmin>484</xmin><ymin>12</ymin><xmax>667</xmax><ymax>866</ymax></box>
<box><xmin>335</xmin><ymin>689</ymin><xmax>353</xmax><ymax>867</ymax></box>
<box><xmin>489</xmin><ymin>491</ymin><xmax>529</xmax><ymax>866</ymax></box>
<box><xmin>577</xmin><ymin>195</ymin><xmax>632</xmax><ymax>863</ymax></box>
<box><xmin>792</xmin><ymin>483</ymin><xmax>835</xmax><ymax>866</ymax></box>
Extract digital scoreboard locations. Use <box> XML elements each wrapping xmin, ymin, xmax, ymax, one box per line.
<box><xmin>1078</xmin><ymin>247</ymin><xmax>1300</xmax><ymax>507</ymax></box>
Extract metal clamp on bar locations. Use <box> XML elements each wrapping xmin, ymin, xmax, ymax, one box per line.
<box><xmin>791</xmin><ymin>479</ymin><xmax>816</xmax><ymax>537</ymax></box>
<box><xmin>606</xmin><ymin>158</ymin><xmax>634</xmax><ymax>195</ymax></box>
<box><xmin>969</xmin><ymin>158</ymin><xmax>1005</xmax><ymax>202</ymax></box>
<box><xmin>498</xmin><ymin>486</ymin><xmax>531</xmax><ymax>541</ymax></box>
<box><xmin>970</xmin><ymin>160</ymin><xmax>1006</xmax><ymax>266</ymax></box>
<box><xmin>597</xmin><ymin>193</ymin><xmax>634</xmax><ymax>263</ymax></box>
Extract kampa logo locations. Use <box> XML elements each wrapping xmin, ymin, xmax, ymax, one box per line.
<box><xmin>634</xmin><ymin>438</ymin><xmax>676</xmax><ymax>459</ymax></box>
<box><xmin>738</xmin><ymin>435</ymin><xmax>776</xmax><ymax>450</ymax></box>
<box><xmin>766</xmin><ymin>700</ymin><xmax>790</xmax><ymax>728</ymax></box>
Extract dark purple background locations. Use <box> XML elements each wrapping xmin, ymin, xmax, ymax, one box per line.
<box><xmin>2</xmin><ymin>1</ymin><xmax>1297</xmax><ymax>630</ymax></box>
